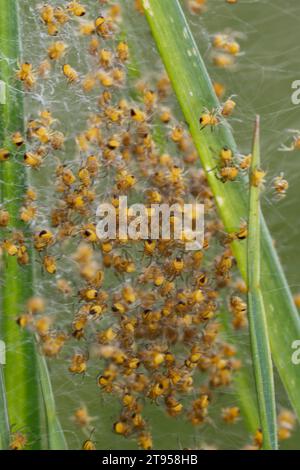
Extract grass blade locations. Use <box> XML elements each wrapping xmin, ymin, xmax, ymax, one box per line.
<box><xmin>142</xmin><ymin>0</ymin><xmax>300</xmax><ymax>422</ymax></box>
<box><xmin>0</xmin><ymin>364</ymin><xmax>10</xmax><ymax>449</ymax></box>
<box><xmin>248</xmin><ymin>116</ymin><xmax>277</xmax><ymax>450</ymax></box>
<box><xmin>36</xmin><ymin>351</ymin><xmax>68</xmax><ymax>450</ymax></box>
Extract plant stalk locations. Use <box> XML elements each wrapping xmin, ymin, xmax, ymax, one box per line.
<box><xmin>248</xmin><ymin>116</ymin><xmax>277</xmax><ymax>450</ymax></box>
<box><xmin>0</xmin><ymin>0</ymin><xmax>41</xmax><ymax>447</ymax></box>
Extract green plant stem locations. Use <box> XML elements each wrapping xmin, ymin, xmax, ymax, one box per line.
<box><xmin>220</xmin><ymin>312</ymin><xmax>260</xmax><ymax>432</ymax></box>
<box><xmin>0</xmin><ymin>0</ymin><xmax>41</xmax><ymax>446</ymax></box>
<box><xmin>142</xmin><ymin>0</ymin><xmax>300</xmax><ymax>422</ymax></box>
<box><xmin>248</xmin><ymin>116</ymin><xmax>277</xmax><ymax>450</ymax></box>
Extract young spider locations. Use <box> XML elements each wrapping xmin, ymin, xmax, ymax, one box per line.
<box><xmin>279</xmin><ymin>129</ymin><xmax>300</xmax><ymax>152</ymax></box>
<box><xmin>273</xmin><ymin>173</ymin><xmax>289</xmax><ymax>198</ymax></box>
<box><xmin>199</xmin><ymin>108</ymin><xmax>220</xmax><ymax>130</ymax></box>
<box><xmin>216</xmin><ymin>164</ymin><xmax>239</xmax><ymax>183</ymax></box>
<box><xmin>220</xmin><ymin>96</ymin><xmax>236</xmax><ymax>117</ymax></box>
<box><xmin>82</xmin><ymin>429</ymin><xmax>96</xmax><ymax>450</ymax></box>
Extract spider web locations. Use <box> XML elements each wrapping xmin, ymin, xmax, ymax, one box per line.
<box><xmin>9</xmin><ymin>0</ymin><xmax>300</xmax><ymax>450</ymax></box>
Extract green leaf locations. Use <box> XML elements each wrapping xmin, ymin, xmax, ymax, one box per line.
<box><xmin>142</xmin><ymin>0</ymin><xmax>300</xmax><ymax>423</ymax></box>
<box><xmin>247</xmin><ymin>116</ymin><xmax>277</xmax><ymax>450</ymax></box>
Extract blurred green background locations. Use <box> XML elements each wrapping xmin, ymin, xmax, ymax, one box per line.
<box><xmin>20</xmin><ymin>0</ymin><xmax>300</xmax><ymax>449</ymax></box>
